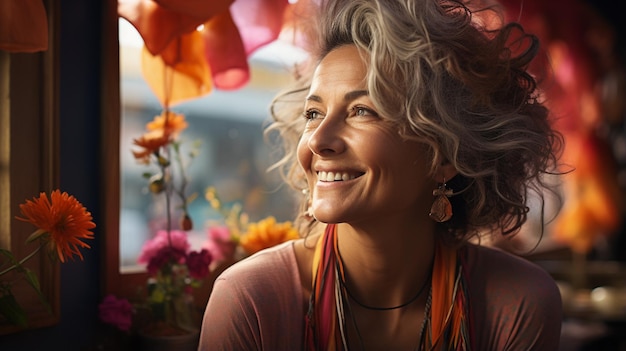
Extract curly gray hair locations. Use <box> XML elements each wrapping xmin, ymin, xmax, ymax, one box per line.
<box><xmin>267</xmin><ymin>0</ymin><xmax>564</xmax><ymax>242</ymax></box>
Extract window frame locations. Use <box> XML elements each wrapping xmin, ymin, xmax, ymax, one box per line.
<box><xmin>101</xmin><ymin>0</ymin><xmax>151</xmax><ymax>300</ymax></box>
<box><xmin>0</xmin><ymin>0</ymin><xmax>61</xmax><ymax>335</ymax></box>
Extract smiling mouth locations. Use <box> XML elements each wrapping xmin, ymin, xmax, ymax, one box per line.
<box><xmin>317</xmin><ymin>171</ymin><xmax>364</xmax><ymax>182</ymax></box>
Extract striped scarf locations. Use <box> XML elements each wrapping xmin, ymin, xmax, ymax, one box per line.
<box><xmin>304</xmin><ymin>224</ymin><xmax>472</xmax><ymax>350</ymax></box>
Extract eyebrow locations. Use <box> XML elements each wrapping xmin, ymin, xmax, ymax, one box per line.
<box><xmin>306</xmin><ymin>90</ymin><xmax>369</xmax><ymax>103</ymax></box>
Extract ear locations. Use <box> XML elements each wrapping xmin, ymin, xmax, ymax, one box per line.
<box><xmin>434</xmin><ymin>159</ymin><xmax>458</xmax><ymax>183</ymax></box>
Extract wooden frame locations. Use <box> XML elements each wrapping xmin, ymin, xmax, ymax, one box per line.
<box><xmin>0</xmin><ymin>0</ymin><xmax>61</xmax><ymax>335</ymax></box>
<box><xmin>101</xmin><ymin>0</ymin><xmax>150</xmax><ymax>300</ymax></box>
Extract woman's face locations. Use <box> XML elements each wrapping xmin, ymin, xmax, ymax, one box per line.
<box><xmin>297</xmin><ymin>45</ymin><xmax>437</xmax><ymax>225</ymax></box>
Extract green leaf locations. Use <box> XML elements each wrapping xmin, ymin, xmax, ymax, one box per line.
<box><xmin>142</xmin><ymin>172</ymin><xmax>153</xmax><ymax>179</ymax></box>
<box><xmin>23</xmin><ymin>269</ymin><xmax>41</xmax><ymax>292</ymax></box>
<box><xmin>23</xmin><ymin>269</ymin><xmax>51</xmax><ymax>313</ymax></box>
<box><xmin>0</xmin><ymin>248</ymin><xmax>15</xmax><ymax>259</ymax></box>
<box><xmin>0</xmin><ymin>293</ymin><xmax>28</xmax><ymax>327</ymax></box>
<box><xmin>0</xmin><ymin>249</ymin><xmax>17</xmax><ymax>269</ymax></box>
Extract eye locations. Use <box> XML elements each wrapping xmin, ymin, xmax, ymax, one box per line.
<box><xmin>351</xmin><ymin>105</ymin><xmax>379</xmax><ymax>118</ymax></box>
<box><xmin>303</xmin><ymin>109</ymin><xmax>322</xmax><ymax>121</ymax></box>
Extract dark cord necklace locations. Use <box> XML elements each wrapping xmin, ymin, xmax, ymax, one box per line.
<box><xmin>338</xmin><ymin>260</ymin><xmax>433</xmax><ymax>311</ymax></box>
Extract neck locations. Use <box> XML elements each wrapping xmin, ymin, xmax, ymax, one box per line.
<box><xmin>335</xmin><ymin>221</ymin><xmax>436</xmax><ymax>310</ymax></box>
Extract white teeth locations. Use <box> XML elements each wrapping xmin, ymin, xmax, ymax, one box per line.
<box><xmin>318</xmin><ymin>171</ymin><xmax>357</xmax><ymax>182</ymax></box>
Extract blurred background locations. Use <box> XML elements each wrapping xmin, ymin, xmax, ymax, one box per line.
<box><xmin>1</xmin><ymin>0</ymin><xmax>625</xmax><ymax>350</ymax></box>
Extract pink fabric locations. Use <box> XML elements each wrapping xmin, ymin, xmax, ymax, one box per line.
<box><xmin>198</xmin><ymin>241</ymin><xmax>563</xmax><ymax>350</ymax></box>
<box><xmin>230</xmin><ymin>0</ymin><xmax>290</xmax><ymax>55</ymax></box>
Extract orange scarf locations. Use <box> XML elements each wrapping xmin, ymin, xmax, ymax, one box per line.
<box><xmin>304</xmin><ymin>224</ymin><xmax>472</xmax><ymax>350</ymax></box>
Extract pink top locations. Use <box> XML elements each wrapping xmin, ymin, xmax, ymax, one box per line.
<box><xmin>198</xmin><ymin>241</ymin><xmax>562</xmax><ymax>350</ymax></box>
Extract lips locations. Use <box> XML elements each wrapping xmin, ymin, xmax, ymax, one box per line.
<box><xmin>317</xmin><ymin>171</ymin><xmax>364</xmax><ymax>182</ymax></box>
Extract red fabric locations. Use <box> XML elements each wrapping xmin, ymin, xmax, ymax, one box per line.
<box><xmin>118</xmin><ymin>0</ymin><xmax>233</xmax><ymax>56</ymax></box>
<box><xmin>306</xmin><ymin>224</ymin><xmax>340</xmax><ymax>350</ymax></box>
<box><xmin>201</xmin><ymin>10</ymin><xmax>249</xmax><ymax>91</ymax></box>
<box><xmin>497</xmin><ymin>0</ymin><xmax>623</xmax><ymax>252</ymax></box>
<box><xmin>0</xmin><ymin>0</ymin><xmax>48</xmax><ymax>53</ymax></box>
<box><xmin>118</xmin><ymin>0</ymin><xmax>300</xmax><ymax>106</ymax></box>
<box><xmin>307</xmin><ymin>224</ymin><xmax>471</xmax><ymax>350</ymax></box>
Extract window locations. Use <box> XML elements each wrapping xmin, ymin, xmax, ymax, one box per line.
<box><xmin>104</xmin><ymin>4</ymin><xmax>307</xmax><ymax>301</ymax></box>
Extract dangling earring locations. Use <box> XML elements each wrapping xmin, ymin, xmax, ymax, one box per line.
<box><xmin>429</xmin><ymin>179</ymin><xmax>453</xmax><ymax>222</ymax></box>
<box><xmin>301</xmin><ymin>188</ymin><xmax>314</xmax><ymax>220</ymax></box>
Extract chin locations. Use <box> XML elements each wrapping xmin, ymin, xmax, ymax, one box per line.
<box><xmin>311</xmin><ymin>209</ymin><xmax>340</xmax><ymax>224</ymax></box>
<box><xmin>312</xmin><ymin>210</ymin><xmax>358</xmax><ymax>226</ymax></box>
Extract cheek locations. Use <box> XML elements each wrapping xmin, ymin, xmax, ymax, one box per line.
<box><xmin>296</xmin><ymin>135</ymin><xmax>311</xmax><ymax>170</ymax></box>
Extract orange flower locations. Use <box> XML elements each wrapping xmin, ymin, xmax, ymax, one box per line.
<box><xmin>146</xmin><ymin>110</ymin><xmax>188</xmax><ymax>137</ymax></box>
<box><xmin>239</xmin><ymin>216</ymin><xmax>298</xmax><ymax>255</ymax></box>
<box><xmin>132</xmin><ymin>130</ymin><xmax>170</xmax><ymax>164</ymax></box>
<box><xmin>16</xmin><ymin>190</ymin><xmax>95</xmax><ymax>262</ymax></box>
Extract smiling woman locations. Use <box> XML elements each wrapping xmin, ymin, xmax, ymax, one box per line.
<box><xmin>198</xmin><ymin>0</ymin><xmax>565</xmax><ymax>350</ymax></box>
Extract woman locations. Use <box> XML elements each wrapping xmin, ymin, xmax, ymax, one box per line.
<box><xmin>199</xmin><ymin>0</ymin><xmax>564</xmax><ymax>349</ymax></box>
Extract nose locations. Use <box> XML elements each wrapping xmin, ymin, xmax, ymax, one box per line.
<box><xmin>307</xmin><ymin>114</ymin><xmax>346</xmax><ymax>156</ymax></box>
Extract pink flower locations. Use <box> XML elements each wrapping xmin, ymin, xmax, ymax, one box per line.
<box><xmin>146</xmin><ymin>247</ymin><xmax>187</xmax><ymax>275</ymax></box>
<box><xmin>138</xmin><ymin>230</ymin><xmax>190</xmax><ymax>264</ymax></box>
<box><xmin>203</xmin><ymin>225</ymin><xmax>236</xmax><ymax>264</ymax></box>
<box><xmin>186</xmin><ymin>249</ymin><xmax>212</xmax><ymax>279</ymax></box>
<box><xmin>99</xmin><ymin>294</ymin><xmax>134</xmax><ymax>332</ymax></box>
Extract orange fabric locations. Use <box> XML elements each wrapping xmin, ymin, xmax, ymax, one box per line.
<box><xmin>430</xmin><ymin>242</ymin><xmax>456</xmax><ymax>344</ymax></box>
<box><xmin>552</xmin><ymin>131</ymin><xmax>623</xmax><ymax>253</ymax></box>
<box><xmin>118</xmin><ymin>0</ymin><xmax>233</xmax><ymax>56</ymax></box>
<box><xmin>119</xmin><ymin>0</ymin><xmax>302</xmax><ymax>105</ymax></box>
<box><xmin>307</xmin><ymin>224</ymin><xmax>340</xmax><ymax>350</ymax></box>
<box><xmin>308</xmin><ymin>225</ymin><xmax>471</xmax><ymax>350</ymax></box>
<box><xmin>0</xmin><ymin>0</ymin><xmax>48</xmax><ymax>53</ymax></box>
<box><xmin>141</xmin><ymin>30</ymin><xmax>212</xmax><ymax>107</ymax></box>
<box><xmin>423</xmin><ymin>242</ymin><xmax>470</xmax><ymax>350</ymax></box>
<box><xmin>497</xmin><ymin>0</ymin><xmax>623</xmax><ymax>254</ymax></box>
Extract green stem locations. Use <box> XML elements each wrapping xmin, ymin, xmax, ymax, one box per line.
<box><xmin>161</xmin><ymin>154</ymin><xmax>172</xmax><ymax>249</ymax></box>
<box><xmin>0</xmin><ymin>244</ymin><xmax>44</xmax><ymax>276</ymax></box>
<box><xmin>173</xmin><ymin>142</ymin><xmax>189</xmax><ymax>214</ymax></box>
